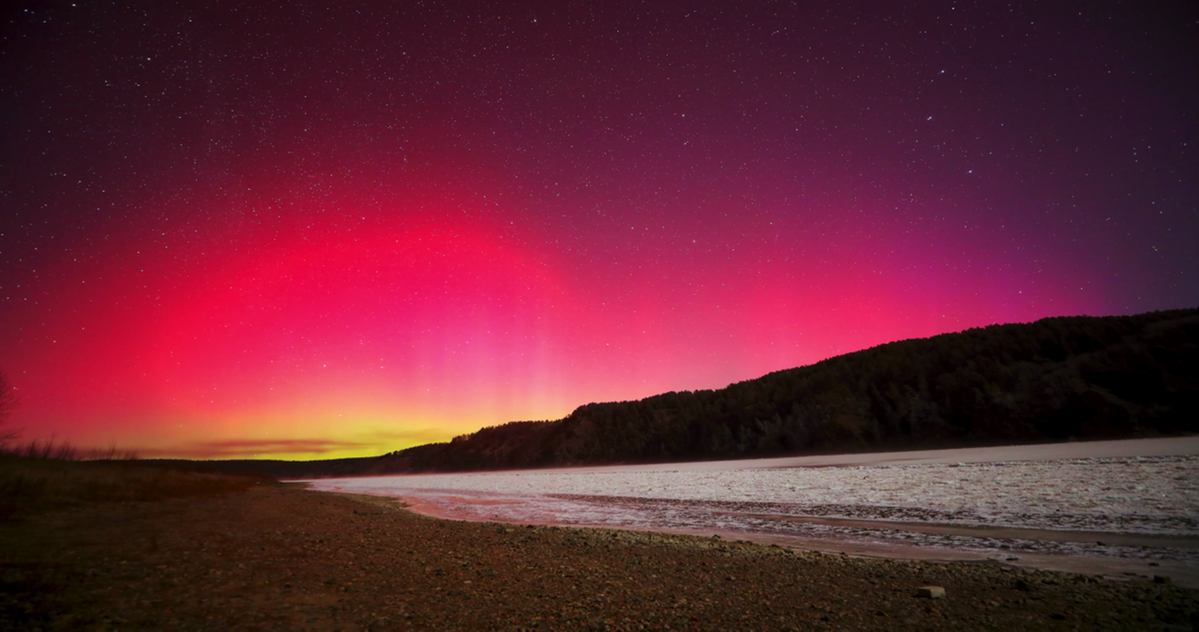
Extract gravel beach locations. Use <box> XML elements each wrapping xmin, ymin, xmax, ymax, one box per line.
<box><xmin>2</xmin><ymin>482</ymin><xmax>1196</xmax><ymax>631</ymax></box>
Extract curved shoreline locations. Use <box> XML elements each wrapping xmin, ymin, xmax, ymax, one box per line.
<box><xmin>307</xmin><ymin>436</ymin><xmax>1199</xmax><ymax>593</ymax></box>
<box><xmin>383</xmin><ymin>490</ymin><xmax>1199</xmax><ymax>590</ymax></box>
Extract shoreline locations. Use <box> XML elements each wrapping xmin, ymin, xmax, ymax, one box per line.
<box><xmin>304</xmin><ymin>435</ymin><xmax>1199</xmax><ymax>594</ymax></box>
<box><xmin>4</xmin><ymin>482</ymin><xmax>1196</xmax><ymax>630</ymax></box>
<box><xmin>381</xmin><ymin>489</ymin><xmax>1199</xmax><ymax>590</ymax></box>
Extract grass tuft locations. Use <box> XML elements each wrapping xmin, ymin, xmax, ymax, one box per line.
<box><xmin>2</xmin><ymin>436</ymin><xmax>140</xmax><ymax>462</ymax></box>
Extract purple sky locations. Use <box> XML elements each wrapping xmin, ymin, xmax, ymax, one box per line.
<box><xmin>1</xmin><ymin>0</ymin><xmax>1196</xmax><ymax>458</ymax></box>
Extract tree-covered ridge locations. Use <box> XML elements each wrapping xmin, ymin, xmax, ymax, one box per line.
<box><xmin>372</xmin><ymin>308</ymin><xmax>1199</xmax><ymax>474</ymax></box>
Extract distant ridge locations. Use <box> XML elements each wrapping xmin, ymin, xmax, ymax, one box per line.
<box><xmin>194</xmin><ymin>308</ymin><xmax>1199</xmax><ymax>478</ymax></box>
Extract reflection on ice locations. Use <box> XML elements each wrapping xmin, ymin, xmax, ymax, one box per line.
<box><xmin>306</xmin><ymin>438</ymin><xmax>1199</xmax><ymax>564</ymax></box>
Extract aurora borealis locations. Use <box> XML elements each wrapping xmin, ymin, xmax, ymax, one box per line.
<box><xmin>2</xmin><ymin>1</ymin><xmax>1196</xmax><ymax>459</ymax></box>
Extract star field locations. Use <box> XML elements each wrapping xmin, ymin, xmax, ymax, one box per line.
<box><xmin>1</xmin><ymin>1</ymin><xmax>1196</xmax><ymax>458</ymax></box>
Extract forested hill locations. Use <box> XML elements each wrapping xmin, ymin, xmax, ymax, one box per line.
<box><xmin>362</xmin><ymin>308</ymin><xmax>1198</xmax><ymax>474</ymax></box>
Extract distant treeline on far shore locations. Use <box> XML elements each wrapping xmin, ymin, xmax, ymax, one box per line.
<box><xmin>174</xmin><ymin>307</ymin><xmax>1199</xmax><ymax>479</ymax></box>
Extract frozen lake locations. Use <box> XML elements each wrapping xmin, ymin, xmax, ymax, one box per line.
<box><xmin>306</xmin><ymin>437</ymin><xmax>1199</xmax><ymax>583</ymax></box>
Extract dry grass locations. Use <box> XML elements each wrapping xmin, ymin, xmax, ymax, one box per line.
<box><xmin>3</xmin><ymin>436</ymin><xmax>138</xmax><ymax>461</ymax></box>
<box><xmin>0</xmin><ymin>452</ymin><xmax>268</xmax><ymax>521</ymax></box>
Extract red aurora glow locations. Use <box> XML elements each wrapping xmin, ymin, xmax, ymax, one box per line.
<box><xmin>1</xmin><ymin>1</ymin><xmax>1194</xmax><ymax>458</ymax></box>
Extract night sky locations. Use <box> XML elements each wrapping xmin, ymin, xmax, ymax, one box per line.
<box><xmin>2</xmin><ymin>1</ymin><xmax>1196</xmax><ymax>459</ymax></box>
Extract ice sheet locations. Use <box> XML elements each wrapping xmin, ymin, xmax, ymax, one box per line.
<box><xmin>305</xmin><ymin>438</ymin><xmax>1199</xmax><ymax>565</ymax></box>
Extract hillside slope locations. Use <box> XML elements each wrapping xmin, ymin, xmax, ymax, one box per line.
<box><xmin>369</xmin><ymin>308</ymin><xmax>1199</xmax><ymax>474</ymax></box>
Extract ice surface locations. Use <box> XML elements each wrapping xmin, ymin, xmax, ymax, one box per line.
<box><xmin>305</xmin><ymin>438</ymin><xmax>1199</xmax><ymax>564</ymax></box>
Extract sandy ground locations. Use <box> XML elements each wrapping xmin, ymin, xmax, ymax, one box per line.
<box><xmin>2</xmin><ymin>482</ymin><xmax>1196</xmax><ymax>631</ymax></box>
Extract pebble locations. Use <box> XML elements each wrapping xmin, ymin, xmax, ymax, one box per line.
<box><xmin>915</xmin><ymin>586</ymin><xmax>946</xmax><ymax>599</ymax></box>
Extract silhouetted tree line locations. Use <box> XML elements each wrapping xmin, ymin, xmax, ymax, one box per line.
<box><xmin>367</xmin><ymin>308</ymin><xmax>1198</xmax><ymax>474</ymax></box>
<box><xmin>195</xmin><ymin>308</ymin><xmax>1198</xmax><ymax>478</ymax></box>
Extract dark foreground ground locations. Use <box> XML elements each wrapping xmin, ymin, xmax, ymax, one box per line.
<box><xmin>2</xmin><ymin>481</ymin><xmax>1197</xmax><ymax>631</ymax></box>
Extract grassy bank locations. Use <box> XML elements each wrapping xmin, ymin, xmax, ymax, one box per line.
<box><xmin>0</xmin><ymin>453</ymin><xmax>266</xmax><ymax>520</ymax></box>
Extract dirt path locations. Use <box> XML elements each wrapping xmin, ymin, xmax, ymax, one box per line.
<box><xmin>2</xmin><ymin>482</ymin><xmax>1196</xmax><ymax>631</ymax></box>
